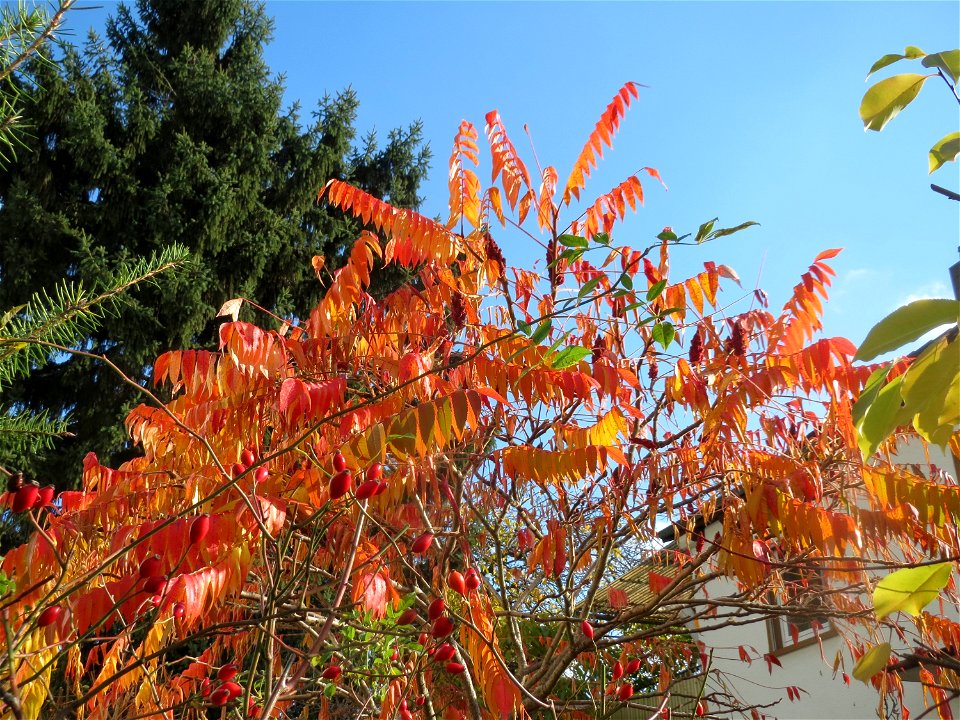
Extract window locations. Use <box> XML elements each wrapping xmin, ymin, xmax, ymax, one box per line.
<box><xmin>767</xmin><ymin>567</ymin><xmax>832</xmax><ymax>654</ymax></box>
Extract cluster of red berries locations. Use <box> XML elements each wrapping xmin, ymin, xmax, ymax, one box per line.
<box><xmin>329</xmin><ymin>451</ymin><xmax>388</xmax><ymax>500</ymax></box>
<box><xmin>230</xmin><ymin>447</ymin><xmax>269</xmax><ymax>483</ymax></box>
<box><xmin>195</xmin><ymin>663</ymin><xmax>250</xmax><ymax>708</ymax></box>
<box><xmin>6</xmin><ymin>472</ymin><xmax>55</xmax><ymax>513</ymax></box>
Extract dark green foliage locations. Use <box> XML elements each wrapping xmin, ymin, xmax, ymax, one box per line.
<box><xmin>0</xmin><ymin>0</ymin><xmax>430</xmax><ymax>486</ymax></box>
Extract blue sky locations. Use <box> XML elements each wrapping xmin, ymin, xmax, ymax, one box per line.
<box><xmin>65</xmin><ymin>1</ymin><xmax>959</xmax><ymax>346</ymax></box>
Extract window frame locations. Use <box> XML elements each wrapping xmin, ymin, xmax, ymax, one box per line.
<box><xmin>766</xmin><ymin>566</ymin><xmax>836</xmax><ymax>656</ymax></box>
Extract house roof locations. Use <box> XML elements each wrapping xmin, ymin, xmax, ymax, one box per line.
<box><xmin>586</xmin><ymin>550</ymin><xmax>695</xmax><ymax>622</ymax></box>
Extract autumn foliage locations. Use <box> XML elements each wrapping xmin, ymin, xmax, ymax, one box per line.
<box><xmin>1</xmin><ymin>82</ymin><xmax>958</xmax><ymax>720</ymax></box>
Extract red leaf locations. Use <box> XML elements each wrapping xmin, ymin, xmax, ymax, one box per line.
<box><xmin>649</xmin><ymin>571</ymin><xmax>672</xmax><ymax>595</ymax></box>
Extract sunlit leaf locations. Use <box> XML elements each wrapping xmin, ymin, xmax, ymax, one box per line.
<box><xmin>921</xmin><ymin>49</ymin><xmax>960</xmax><ymax>83</ymax></box>
<box><xmin>852</xmin><ymin>643</ymin><xmax>891</xmax><ymax>683</ymax></box>
<box><xmin>866</xmin><ymin>46</ymin><xmax>926</xmax><ymax>79</ymax></box>
<box><xmin>558</xmin><ymin>234</ymin><xmax>588</xmax><ymax>248</ymax></box>
<box><xmin>646</xmin><ymin>279</ymin><xmax>666</xmax><ymax>301</ymax></box>
<box><xmin>652</xmin><ymin>322</ymin><xmax>675</xmax><ymax>349</ymax></box>
<box><xmin>550</xmin><ymin>346</ymin><xmax>591</xmax><ymax>370</ymax></box>
<box><xmin>855</xmin><ymin>298</ymin><xmax>959</xmax><ymax>360</ymax></box>
<box><xmin>695</xmin><ymin>218</ymin><xmax>717</xmax><ymax>244</ymax></box>
<box><xmin>874</xmin><ymin>563</ymin><xmax>953</xmax><ymax>618</ymax></box>
<box><xmin>530</xmin><ymin>320</ymin><xmax>552</xmax><ymax>345</ymax></box>
<box><xmin>859</xmin><ymin>73</ymin><xmax>929</xmax><ymax>132</ymax></box>
<box><xmin>929</xmin><ymin>131</ymin><xmax>960</xmax><ymax>174</ymax></box>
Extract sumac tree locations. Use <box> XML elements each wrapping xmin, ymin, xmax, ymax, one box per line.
<box><xmin>0</xmin><ymin>83</ymin><xmax>957</xmax><ymax>720</ymax></box>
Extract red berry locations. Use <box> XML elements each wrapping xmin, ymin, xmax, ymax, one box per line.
<box><xmin>320</xmin><ymin>665</ymin><xmax>342</xmax><ymax>680</ymax></box>
<box><xmin>411</xmin><ymin>532</ymin><xmax>434</xmax><ymax>554</ymax></box>
<box><xmin>139</xmin><ymin>555</ymin><xmax>162</xmax><ymax>579</ymax></box>
<box><xmin>581</xmin><ymin>620</ymin><xmax>594</xmax><ymax>640</ymax></box>
<box><xmin>447</xmin><ymin>570</ymin><xmax>466</xmax><ymax>596</ymax></box>
<box><xmin>612</xmin><ymin>661</ymin><xmax>623</xmax><ymax>681</ymax></box>
<box><xmin>210</xmin><ymin>687</ymin><xmax>231</xmax><ymax>706</ymax></box>
<box><xmin>417</xmin><ymin>632</ymin><xmax>428</xmax><ymax>647</ymax></box>
<box><xmin>37</xmin><ymin>605</ymin><xmax>62</xmax><ymax>627</ymax></box>
<box><xmin>240</xmin><ymin>448</ymin><xmax>256</xmax><ymax>467</ymax></box>
<box><xmin>217</xmin><ymin>663</ymin><xmax>239</xmax><ymax>681</ymax></box>
<box><xmin>231</xmin><ymin>462</ymin><xmax>246</xmax><ymax>478</ymax></box>
<box><xmin>464</xmin><ymin>568</ymin><xmax>481</xmax><ymax>592</ymax></box>
<box><xmin>366</xmin><ymin>463</ymin><xmax>383</xmax><ymax>483</ymax></box>
<box><xmin>626</xmin><ymin>658</ymin><xmax>642</xmax><ymax>674</ymax></box>
<box><xmin>427</xmin><ymin>598</ymin><xmax>446</xmax><ymax>621</ymax></box>
<box><xmin>190</xmin><ymin>515</ymin><xmax>211</xmax><ymax>544</ymax></box>
<box><xmin>431</xmin><ymin>616</ymin><xmax>454</xmax><ymax>638</ymax></box>
<box><xmin>695</xmin><ymin>700</ymin><xmax>706</xmax><ymax>717</ymax></box>
<box><xmin>396</xmin><ymin>608</ymin><xmax>418</xmax><ymax>625</ymax></box>
<box><xmin>416</xmin><ymin>696</ymin><xmax>426</xmax><ymax>707</ymax></box>
<box><xmin>173</xmin><ymin>602</ymin><xmax>186</xmax><ymax>619</ymax></box>
<box><xmin>6</xmin><ymin>472</ymin><xmax>23</xmax><ymax>494</ymax></box>
<box><xmin>34</xmin><ymin>485</ymin><xmax>55</xmax><ymax>509</ymax></box>
<box><xmin>355</xmin><ymin>479</ymin><xmax>379</xmax><ymax>500</ymax></box>
<box><xmin>254</xmin><ymin>466</ymin><xmax>269</xmax><ymax>483</ymax></box>
<box><xmin>200</xmin><ymin>678</ymin><xmax>211</xmax><ymax>696</ymax></box>
<box><xmin>433</xmin><ymin>643</ymin><xmax>456</xmax><ymax>662</ymax></box>
<box><xmin>390</xmin><ymin>647</ymin><xmax>399</xmax><ymax>661</ymax></box>
<box><xmin>12</xmin><ymin>485</ymin><xmax>38</xmax><ymax>513</ymax></box>
<box><xmin>445</xmin><ymin>662</ymin><xmax>465</xmax><ymax>674</ymax></box>
<box><xmin>332</xmin><ymin>451</ymin><xmax>347</xmax><ymax>472</ymax></box>
<box><xmin>329</xmin><ymin>469</ymin><xmax>352</xmax><ymax>499</ymax></box>
<box><xmin>221</xmin><ymin>681</ymin><xmax>243</xmax><ymax>699</ymax></box>
<box><xmin>142</xmin><ymin>575</ymin><xmax>167</xmax><ymax>595</ymax></box>
<box><xmin>618</xmin><ymin>683</ymin><xmax>634</xmax><ymax>701</ymax></box>
<box><xmin>374</xmin><ymin>481</ymin><xmax>389</xmax><ymax>495</ymax></box>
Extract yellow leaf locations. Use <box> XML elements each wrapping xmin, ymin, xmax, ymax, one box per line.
<box><xmin>852</xmin><ymin>642</ymin><xmax>891</xmax><ymax>683</ymax></box>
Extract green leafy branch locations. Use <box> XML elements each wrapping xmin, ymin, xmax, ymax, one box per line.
<box><xmin>860</xmin><ymin>46</ymin><xmax>960</xmax><ymax>174</ymax></box>
<box><xmin>852</xmin><ymin>298</ymin><xmax>959</xmax><ymax>457</ymax></box>
<box><xmin>0</xmin><ymin>244</ymin><xmax>189</xmax><ymax>455</ymax></box>
<box><xmin>0</xmin><ymin>0</ymin><xmax>74</xmax><ymax>167</ymax></box>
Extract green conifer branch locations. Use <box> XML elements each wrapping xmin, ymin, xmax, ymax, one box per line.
<box><xmin>0</xmin><ymin>244</ymin><xmax>190</xmax><ymax>388</ymax></box>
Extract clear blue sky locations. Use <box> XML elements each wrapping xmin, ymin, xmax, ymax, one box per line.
<box><xmin>65</xmin><ymin>1</ymin><xmax>959</xmax><ymax>346</ymax></box>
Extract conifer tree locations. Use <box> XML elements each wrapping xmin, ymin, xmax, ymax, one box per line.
<box><xmin>0</xmin><ymin>0</ymin><xmax>430</xmax><ymax>485</ymax></box>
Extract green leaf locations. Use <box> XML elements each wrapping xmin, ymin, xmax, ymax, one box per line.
<box><xmin>866</xmin><ymin>46</ymin><xmax>926</xmax><ymax>78</ymax></box>
<box><xmin>550</xmin><ymin>346</ymin><xmax>592</xmax><ymax>370</ymax></box>
<box><xmin>646</xmin><ymin>279</ymin><xmax>666</xmax><ymax>302</ymax></box>
<box><xmin>592</xmin><ymin>232</ymin><xmax>610</xmax><ymax>245</ymax></box>
<box><xmin>517</xmin><ymin>320</ymin><xmax>531</xmax><ymax>336</ymax></box>
<box><xmin>855</xmin><ymin>374</ymin><xmax>912</xmax><ymax>458</ymax></box>
<box><xmin>656</xmin><ymin>228</ymin><xmax>678</xmax><ymax>242</ymax></box>
<box><xmin>577</xmin><ymin>276</ymin><xmax>602</xmax><ymax>299</ymax></box>
<box><xmin>860</xmin><ymin>73</ymin><xmax>929</xmax><ymax>132</ymax></box>
<box><xmin>851</xmin><ymin>364</ymin><xmax>891</xmax><ymax>426</ymax></box>
<box><xmin>852</xmin><ymin>643</ymin><xmax>891</xmax><ymax>683</ymax></box>
<box><xmin>620</xmin><ymin>273</ymin><xmax>633</xmax><ymax>291</ymax></box>
<box><xmin>900</xmin><ymin>334</ymin><xmax>960</xmax><ymax>447</ymax></box>
<box><xmin>652</xmin><ymin>322</ymin><xmax>675</xmax><ymax>349</ymax></box>
<box><xmin>656</xmin><ymin>307</ymin><xmax>685</xmax><ymax>318</ymax></box>
<box><xmin>558</xmin><ymin>234</ymin><xmax>588</xmax><ymax>248</ymax></box>
<box><xmin>709</xmin><ymin>220</ymin><xmax>760</xmax><ymax>240</ymax></box>
<box><xmin>929</xmin><ymin>131</ymin><xmax>960</xmax><ymax>174</ymax></box>
<box><xmin>873</xmin><ymin>563</ymin><xmax>953</xmax><ymax>619</ymax></box>
<box><xmin>558</xmin><ymin>248</ymin><xmax>584</xmax><ymax>265</ymax></box>
<box><xmin>695</xmin><ymin>218</ymin><xmax>717</xmax><ymax>244</ymax></box>
<box><xmin>921</xmin><ymin>49</ymin><xmax>960</xmax><ymax>84</ymax></box>
<box><xmin>855</xmin><ymin>298</ymin><xmax>960</xmax><ymax>360</ymax></box>
<box><xmin>529</xmin><ymin>320</ymin><xmax>552</xmax><ymax>345</ymax></box>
